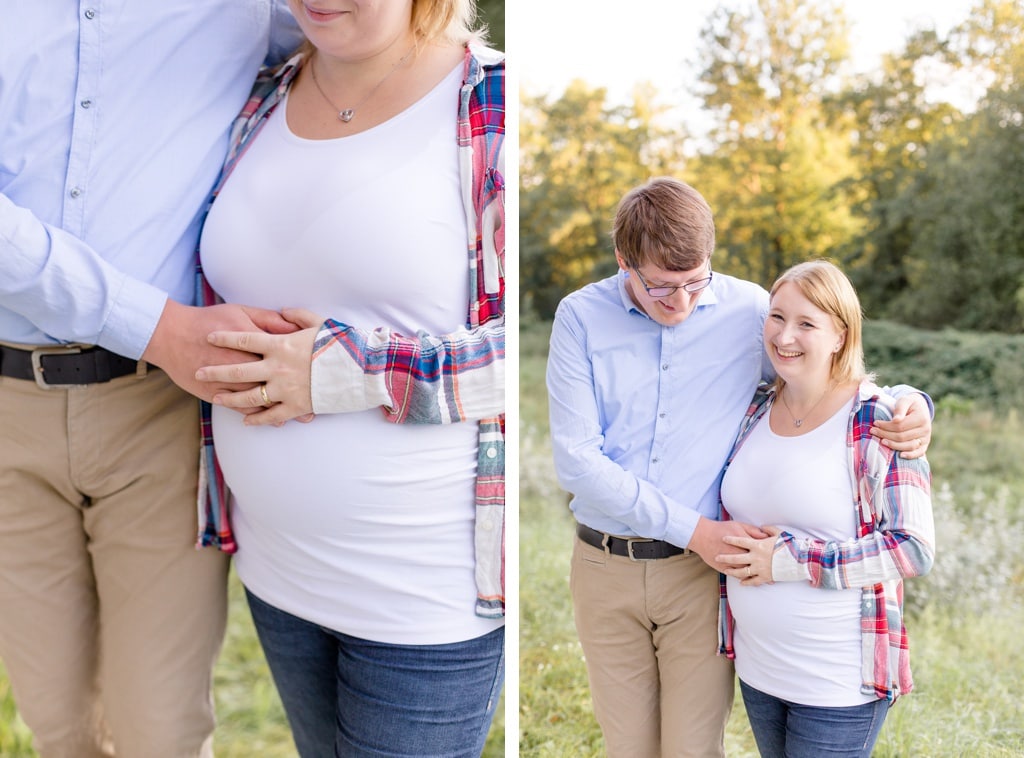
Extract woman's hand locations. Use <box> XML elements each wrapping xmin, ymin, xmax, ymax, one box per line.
<box><xmin>870</xmin><ymin>393</ymin><xmax>932</xmax><ymax>459</ymax></box>
<box><xmin>196</xmin><ymin>308</ymin><xmax>323</xmax><ymax>426</ymax></box>
<box><xmin>716</xmin><ymin>525</ymin><xmax>781</xmax><ymax>586</ymax></box>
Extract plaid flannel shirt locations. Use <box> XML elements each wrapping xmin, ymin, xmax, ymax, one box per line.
<box><xmin>194</xmin><ymin>45</ymin><xmax>506</xmax><ymax>619</ymax></box>
<box><xmin>718</xmin><ymin>381</ymin><xmax>935</xmax><ymax>701</ymax></box>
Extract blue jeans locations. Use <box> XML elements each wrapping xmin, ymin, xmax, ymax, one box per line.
<box><xmin>245</xmin><ymin>589</ymin><xmax>504</xmax><ymax>758</ymax></box>
<box><xmin>739</xmin><ymin>679</ymin><xmax>889</xmax><ymax>758</ymax></box>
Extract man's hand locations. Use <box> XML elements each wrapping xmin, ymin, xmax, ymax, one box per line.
<box><xmin>870</xmin><ymin>393</ymin><xmax>932</xmax><ymax>459</ymax></box>
<box><xmin>688</xmin><ymin>517</ymin><xmax>768</xmax><ymax>573</ymax></box>
<box><xmin>143</xmin><ymin>300</ymin><xmax>298</xmax><ymax>402</ymax></box>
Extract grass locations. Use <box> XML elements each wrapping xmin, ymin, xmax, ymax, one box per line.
<box><xmin>0</xmin><ymin>566</ymin><xmax>505</xmax><ymax>756</ymax></box>
<box><xmin>518</xmin><ymin>342</ymin><xmax>1024</xmax><ymax>757</ymax></box>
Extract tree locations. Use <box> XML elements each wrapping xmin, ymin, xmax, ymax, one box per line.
<box><xmin>833</xmin><ymin>29</ymin><xmax>963</xmax><ymax>314</ymax></box>
<box><xmin>519</xmin><ymin>82</ymin><xmax>685</xmax><ymax>319</ymax></box>
<box><xmin>842</xmin><ymin>0</ymin><xmax>1024</xmax><ymax>332</ymax></box>
<box><xmin>884</xmin><ymin>0</ymin><xmax>1024</xmax><ymax>331</ymax></box>
<box><xmin>688</xmin><ymin>0</ymin><xmax>862</xmax><ymax>288</ymax></box>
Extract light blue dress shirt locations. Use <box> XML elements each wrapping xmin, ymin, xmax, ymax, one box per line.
<box><xmin>0</xmin><ymin>1</ymin><xmax>301</xmax><ymax>358</ymax></box>
<box><xmin>547</xmin><ymin>270</ymin><xmax>773</xmax><ymax>549</ymax></box>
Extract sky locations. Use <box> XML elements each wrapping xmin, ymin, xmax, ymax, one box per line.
<box><xmin>514</xmin><ymin>0</ymin><xmax>981</xmax><ymax>108</ymax></box>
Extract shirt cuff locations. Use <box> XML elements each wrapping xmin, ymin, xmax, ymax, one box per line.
<box><xmin>98</xmin><ymin>276</ymin><xmax>168</xmax><ymax>359</ymax></box>
<box><xmin>667</xmin><ymin>506</ymin><xmax>702</xmax><ymax>550</ymax></box>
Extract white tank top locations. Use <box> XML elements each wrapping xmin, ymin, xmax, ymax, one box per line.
<box><xmin>199</xmin><ymin>63</ymin><xmax>502</xmax><ymax>644</ymax></box>
<box><xmin>721</xmin><ymin>396</ymin><xmax>874</xmax><ymax>706</ymax></box>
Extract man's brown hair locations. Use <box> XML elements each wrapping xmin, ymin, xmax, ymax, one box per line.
<box><xmin>612</xmin><ymin>177</ymin><xmax>715</xmax><ymax>271</ymax></box>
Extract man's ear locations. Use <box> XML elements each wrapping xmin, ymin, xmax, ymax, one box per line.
<box><xmin>615</xmin><ymin>249</ymin><xmax>629</xmax><ymax>272</ymax></box>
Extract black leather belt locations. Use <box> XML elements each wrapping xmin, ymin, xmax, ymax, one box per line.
<box><xmin>0</xmin><ymin>344</ymin><xmax>145</xmax><ymax>388</ymax></box>
<box><xmin>577</xmin><ymin>523</ymin><xmax>690</xmax><ymax>561</ymax></box>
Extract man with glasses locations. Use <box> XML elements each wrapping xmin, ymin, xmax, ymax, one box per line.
<box><xmin>546</xmin><ymin>176</ymin><xmax>932</xmax><ymax>757</ymax></box>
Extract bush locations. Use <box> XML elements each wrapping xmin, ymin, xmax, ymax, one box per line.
<box><xmin>905</xmin><ymin>483</ymin><xmax>1024</xmax><ymax>619</ymax></box>
<box><xmin>864</xmin><ymin>320</ymin><xmax>1024</xmax><ymax>409</ymax></box>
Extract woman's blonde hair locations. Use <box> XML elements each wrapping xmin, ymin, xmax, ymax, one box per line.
<box><xmin>413</xmin><ymin>0</ymin><xmax>486</xmax><ymax>45</ymax></box>
<box><xmin>770</xmin><ymin>259</ymin><xmax>868</xmax><ymax>387</ymax></box>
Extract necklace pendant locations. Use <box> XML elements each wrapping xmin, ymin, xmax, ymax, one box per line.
<box><xmin>339</xmin><ymin>109</ymin><xmax>355</xmax><ymax>122</ymax></box>
<box><xmin>794</xmin><ymin>419</ymin><xmax>803</xmax><ymax>427</ymax></box>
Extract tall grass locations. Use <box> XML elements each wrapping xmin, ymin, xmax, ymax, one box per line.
<box><xmin>519</xmin><ymin>331</ymin><xmax>1024</xmax><ymax>756</ymax></box>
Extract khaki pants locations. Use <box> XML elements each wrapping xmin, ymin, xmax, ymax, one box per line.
<box><xmin>0</xmin><ymin>369</ymin><xmax>229</xmax><ymax>758</ymax></box>
<box><xmin>571</xmin><ymin>534</ymin><xmax>734</xmax><ymax>758</ymax></box>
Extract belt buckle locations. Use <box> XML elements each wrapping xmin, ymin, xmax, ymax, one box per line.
<box><xmin>626</xmin><ymin>537</ymin><xmax>655</xmax><ymax>561</ymax></box>
<box><xmin>31</xmin><ymin>346</ymin><xmax>82</xmax><ymax>390</ymax></box>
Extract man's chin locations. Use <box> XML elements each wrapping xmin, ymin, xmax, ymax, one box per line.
<box><xmin>651</xmin><ymin>307</ymin><xmax>693</xmax><ymax>327</ymax></box>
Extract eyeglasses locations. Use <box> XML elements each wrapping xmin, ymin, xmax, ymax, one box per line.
<box><xmin>631</xmin><ymin>265</ymin><xmax>713</xmax><ymax>297</ymax></box>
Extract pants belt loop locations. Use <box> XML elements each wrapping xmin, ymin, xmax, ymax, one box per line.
<box><xmin>600</xmin><ymin>531</ymin><xmax>611</xmax><ymax>556</ymax></box>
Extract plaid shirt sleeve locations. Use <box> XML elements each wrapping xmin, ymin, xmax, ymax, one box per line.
<box><xmin>309</xmin><ymin>319</ymin><xmax>503</xmax><ymax>422</ymax></box>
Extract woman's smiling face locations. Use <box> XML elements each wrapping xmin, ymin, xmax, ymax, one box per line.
<box><xmin>764</xmin><ymin>281</ymin><xmax>846</xmax><ymax>384</ymax></box>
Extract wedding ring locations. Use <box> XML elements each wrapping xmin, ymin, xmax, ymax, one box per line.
<box><xmin>746</xmin><ymin>566</ymin><xmax>752</xmax><ymax>578</ymax></box>
<box><xmin>259</xmin><ymin>384</ymin><xmax>271</xmax><ymax>406</ymax></box>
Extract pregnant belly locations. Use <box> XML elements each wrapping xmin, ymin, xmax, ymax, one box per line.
<box><xmin>210</xmin><ymin>404</ymin><xmax>478</xmax><ymax>535</ymax></box>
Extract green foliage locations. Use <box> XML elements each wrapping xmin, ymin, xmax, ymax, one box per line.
<box><xmin>519</xmin><ymin>83</ymin><xmax>686</xmax><ymax>318</ymax></box>
<box><xmin>864</xmin><ymin>319</ymin><xmax>1024</xmax><ymax>408</ymax></box>
<box><xmin>0</xmin><ymin>667</ymin><xmax>32</xmax><ymax>756</ymax></box>
<box><xmin>690</xmin><ymin>0</ymin><xmax>863</xmax><ymax>288</ymax></box>
<box><xmin>833</xmin><ymin>29</ymin><xmax>964</xmax><ymax>312</ymax></box>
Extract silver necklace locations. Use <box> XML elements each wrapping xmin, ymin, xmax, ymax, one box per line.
<box><xmin>308</xmin><ymin>48</ymin><xmax>414</xmax><ymax>123</ymax></box>
<box><xmin>779</xmin><ymin>385</ymin><xmax>831</xmax><ymax>428</ymax></box>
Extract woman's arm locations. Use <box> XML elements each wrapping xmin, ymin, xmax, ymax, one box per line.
<box><xmin>197</xmin><ymin>308</ymin><xmax>503</xmax><ymax>425</ymax></box>
<box><xmin>309</xmin><ymin>315</ymin><xmax>504</xmax><ymax>423</ymax></box>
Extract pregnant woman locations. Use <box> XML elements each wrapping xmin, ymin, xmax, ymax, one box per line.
<box><xmin>195</xmin><ymin>1</ymin><xmax>506</xmax><ymax>755</ymax></box>
<box><xmin>717</xmin><ymin>260</ymin><xmax>935</xmax><ymax>758</ymax></box>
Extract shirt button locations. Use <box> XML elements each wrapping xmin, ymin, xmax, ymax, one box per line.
<box><xmin>486</xmin><ymin>446</ymin><xmax>497</xmax><ymax>459</ymax></box>
<box><xmin>80</xmin><ymin>99</ymin><xmax>93</xmax><ymax>109</ymax></box>
<box><xmin>659</xmin><ymin>412</ymin><xmax>667</xmax><ymax>418</ymax></box>
<box><xmin>652</xmin><ymin>457</ymin><xmax>660</xmax><ymax>464</ymax></box>
<box><xmin>84</xmin><ymin>8</ymin><xmax>96</xmax><ymax>19</ymax></box>
<box><xmin>662</xmin><ymin>364</ymin><xmax>669</xmax><ymax>370</ymax></box>
<box><xmin>69</xmin><ymin>187</ymin><xmax>83</xmax><ymax>198</ymax></box>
